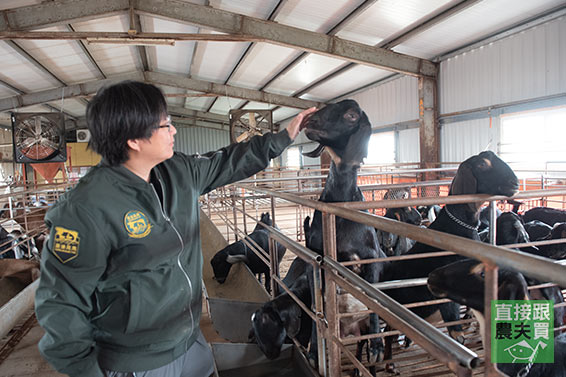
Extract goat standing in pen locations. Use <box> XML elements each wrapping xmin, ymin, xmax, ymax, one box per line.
<box><xmin>377</xmin><ymin>206</ymin><xmax>422</xmax><ymax>257</ymax></box>
<box><xmin>301</xmin><ymin>99</ymin><xmax>386</xmax><ymax>373</ymax></box>
<box><xmin>380</xmin><ymin>151</ymin><xmax>519</xmax><ymax>372</ymax></box>
<box><xmin>250</xmin><ymin>257</ymin><xmax>312</xmax><ymax>360</ymax></box>
<box><xmin>210</xmin><ymin>212</ymin><xmax>286</xmax><ymax>292</ymax></box>
<box><xmin>493</xmin><ymin>211</ymin><xmax>565</xmax><ymax>330</ymax></box>
<box><xmin>428</xmin><ymin>259</ymin><xmax>566</xmax><ymax>377</ymax></box>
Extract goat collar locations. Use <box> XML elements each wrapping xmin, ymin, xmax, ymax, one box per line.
<box><xmin>444</xmin><ymin>205</ymin><xmax>479</xmax><ymax>231</ymax></box>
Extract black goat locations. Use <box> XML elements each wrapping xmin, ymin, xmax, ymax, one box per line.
<box><xmin>417</xmin><ymin>205</ymin><xmax>441</xmax><ymax>226</ymax></box>
<box><xmin>211</xmin><ymin>212</ymin><xmax>286</xmax><ymax>292</ymax></box>
<box><xmin>537</xmin><ymin>223</ymin><xmax>566</xmax><ymax>260</ymax></box>
<box><xmin>494</xmin><ymin>212</ymin><xmax>565</xmax><ymax>329</ymax></box>
<box><xmin>428</xmin><ymin>259</ymin><xmax>566</xmax><ymax>377</ymax></box>
<box><xmin>250</xmin><ymin>257</ymin><xmax>312</xmax><ymax>360</ymax></box>
<box><xmin>377</xmin><ymin>206</ymin><xmax>422</xmax><ymax>257</ymax></box>
<box><xmin>524</xmin><ymin>220</ymin><xmax>552</xmax><ymax>241</ymax></box>
<box><xmin>302</xmin><ymin>99</ymin><xmax>386</xmax><ymax>371</ymax></box>
<box><xmin>523</xmin><ymin>207</ymin><xmax>566</xmax><ymax>227</ymax></box>
<box><xmin>380</xmin><ymin>151</ymin><xmax>518</xmax><ymax>367</ymax></box>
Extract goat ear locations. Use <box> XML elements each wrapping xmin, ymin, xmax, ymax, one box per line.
<box><xmin>449</xmin><ymin>163</ymin><xmax>477</xmax><ymax>196</ymax></box>
<box><xmin>341</xmin><ymin>112</ymin><xmax>371</xmax><ymax>166</ymax></box>
<box><xmin>303</xmin><ymin>144</ymin><xmax>325</xmax><ymax>158</ymax></box>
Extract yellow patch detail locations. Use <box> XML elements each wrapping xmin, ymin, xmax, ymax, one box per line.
<box><xmin>124</xmin><ymin>210</ymin><xmax>152</xmax><ymax>238</ymax></box>
<box><xmin>52</xmin><ymin>226</ymin><xmax>80</xmax><ymax>263</ymax></box>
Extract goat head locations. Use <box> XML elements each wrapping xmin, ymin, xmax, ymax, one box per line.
<box><xmin>302</xmin><ymin>99</ymin><xmax>371</xmax><ymax>167</ymax></box>
<box><xmin>449</xmin><ymin>151</ymin><xmax>518</xmax><ymax>211</ymax></box>
<box><xmin>427</xmin><ymin>259</ymin><xmax>529</xmax><ymax>314</ymax></box>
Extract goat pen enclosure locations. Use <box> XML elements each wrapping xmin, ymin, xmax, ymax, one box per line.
<box><xmin>202</xmin><ymin>166</ymin><xmax>566</xmax><ymax>377</ymax></box>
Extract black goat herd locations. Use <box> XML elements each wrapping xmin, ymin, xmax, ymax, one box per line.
<box><xmin>210</xmin><ymin>100</ymin><xmax>566</xmax><ymax>376</ymax></box>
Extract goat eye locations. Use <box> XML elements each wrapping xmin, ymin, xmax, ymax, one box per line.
<box><xmin>344</xmin><ymin>111</ymin><xmax>359</xmax><ymax>123</ymax></box>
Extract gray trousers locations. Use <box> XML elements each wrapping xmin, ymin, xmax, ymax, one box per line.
<box><xmin>104</xmin><ymin>331</ymin><xmax>215</xmax><ymax>377</ymax></box>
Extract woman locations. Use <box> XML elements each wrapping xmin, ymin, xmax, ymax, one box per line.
<box><xmin>35</xmin><ymin>80</ymin><xmax>315</xmax><ymax>377</ymax></box>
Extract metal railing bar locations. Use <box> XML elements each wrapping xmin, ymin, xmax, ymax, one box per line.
<box><xmin>243</xmin><ymin>186</ymin><xmax>566</xmax><ymax>287</ymax></box>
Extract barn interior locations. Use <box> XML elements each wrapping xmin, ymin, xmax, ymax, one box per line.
<box><xmin>0</xmin><ymin>1</ymin><xmax>565</xmax><ymax>377</ymax></box>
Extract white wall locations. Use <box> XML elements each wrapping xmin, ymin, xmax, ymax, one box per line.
<box><xmin>351</xmin><ymin>76</ymin><xmax>419</xmax><ymax>129</ymax></box>
<box><xmin>345</xmin><ymin>15</ymin><xmax>566</xmax><ymax>164</ymax></box>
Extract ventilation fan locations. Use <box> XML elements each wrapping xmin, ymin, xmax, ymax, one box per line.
<box><xmin>229</xmin><ymin>109</ymin><xmax>273</xmax><ymax>143</ymax></box>
<box><xmin>76</xmin><ymin>129</ymin><xmax>91</xmax><ymax>143</ymax></box>
<box><xmin>11</xmin><ymin>112</ymin><xmax>67</xmax><ymax>163</ymax></box>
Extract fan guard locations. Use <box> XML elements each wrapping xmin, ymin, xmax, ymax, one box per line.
<box><xmin>229</xmin><ymin>109</ymin><xmax>273</xmax><ymax>144</ymax></box>
<box><xmin>11</xmin><ymin>112</ymin><xmax>67</xmax><ymax>163</ymax></box>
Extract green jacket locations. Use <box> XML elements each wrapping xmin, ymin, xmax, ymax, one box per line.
<box><xmin>35</xmin><ymin>131</ymin><xmax>292</xmax><ymax>377</ymax></box>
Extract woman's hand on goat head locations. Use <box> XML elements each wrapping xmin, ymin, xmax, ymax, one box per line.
<box><xmin>285</xmin><ymin>107</ymin><xmax>317</xmax><ymax>140</ymax></box>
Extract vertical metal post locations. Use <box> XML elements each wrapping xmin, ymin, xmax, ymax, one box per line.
<box><xmin>322</xmin><ymin>213</ymin><xmax>340</xmax><ymax>377</ymax></box>
<box><xmin>269</xmin><ymin>237</ymin><xmax>279</xmax><ymax>297</ymax></box>
<box><xmin>313</xmin><ymin>264</ymin><xmax>328</xmax><ymax>377</ymax></box>
<box><xmin>484</xmin><ymin>263</ymin><xmax>500</xmax><ymax>376</ymax></box>
<box><xmin>488</xmin><ymin>201</ymin><xmax>497</xmax><ymax>245</ymax></box>
<box><xmin>270</xmin><ymin>196</ymin><xmax>276</xmax><ymax>229</ymax></box>
<box><xmin>418</xmin><ymin>75</ymin><xmax>440</xmax><ymax>196</ymax></box>
<box><xmin>242</xmin><ymin>193</ymin><xmax>247</xmax><ymax>235</ymax></box>
<box><xmin>232</xmin><ymin>187</ymin><xmax>238</xmax><ymax>242</ymax></box>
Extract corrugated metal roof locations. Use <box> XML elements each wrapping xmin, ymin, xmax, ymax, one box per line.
<box><xmin>0</xmin><ymin>0</ymin><xmax>563</xmax><ymax>137</ymax></box>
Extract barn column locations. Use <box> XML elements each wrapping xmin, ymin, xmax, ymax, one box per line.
<box><xmin>418</xmin><ymin>74</ymin><xmax>439</xmax><ymax>194</ymax></box>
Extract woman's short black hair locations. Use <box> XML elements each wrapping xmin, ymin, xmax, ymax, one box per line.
<box><xmin>86</xmin><ymin>80</ymin><xmax>168</xmax><ymax>166</ymax></box>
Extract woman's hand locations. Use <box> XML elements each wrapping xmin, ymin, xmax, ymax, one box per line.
<box><xmin>286</xmin><ymin>107</ymin><xmax>317</xmax><ymax>140</ymax></box>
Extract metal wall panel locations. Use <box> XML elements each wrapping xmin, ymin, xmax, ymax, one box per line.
<box><xmin>440</xmin><ymin>118</ymin><xmax>497</xmax><ymax>164</ymax></box>
<box><xmin>440</xmin><ymin>16</ymin><xmax>566</xmax><ymax>114</ymax></box>
<box><xmin>398</xmin><ymin>128</ymin><xmax>420</xmax><ymax>163</ymax></box>
<box><xmin>351</xmin><ymin>76</ymin><xmax>419</xmax><ymax>128</ymax></box>
<box><xmin>174</xmin><ymin>126</ymin><xmax>230</xmax><ymax>155</ymax></box>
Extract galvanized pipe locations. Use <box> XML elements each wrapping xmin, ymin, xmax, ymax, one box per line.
<box><xmin>327</xmin><ymin>263</ymin><xmax>479</xmax><ymax>371</ymax></box>
<box><xmin>323</xmin><ymin>213</ymin><xmax>341</xmax><ymax>377</ymax></box>
<box><xmin>246</xmin><ymin>187</ymin><xmax>566</xmax><ymax>287</ymax></box>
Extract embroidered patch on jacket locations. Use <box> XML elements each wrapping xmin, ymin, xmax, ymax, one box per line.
<box><xmin>124</xmin><ymin>210</ymin><xmax>152</xmax><ymax>238</ymax></box>
<box><xmin>52</xmin><ymin>226</ymin><xmax>80</xmax><ymax>263</ymax></box>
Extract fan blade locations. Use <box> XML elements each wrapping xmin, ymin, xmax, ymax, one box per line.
<box><xmin>236</xmin><ymin>131</ymin><xmax>251</xmax><ymax>143</ymax></box>
<box><xmin>35</xmin><ymin>117</ymin><xmax>42</xmax><ymax>136</ymax></box>
<box><xmin>248</xmin><ymin>113</ymin><xmax>257</xmax><ymax>129</ymax></box>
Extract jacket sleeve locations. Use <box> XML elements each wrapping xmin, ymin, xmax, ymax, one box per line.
<box><xmin>186</xmin><ymin>129</ymin><xmax>293</xmax><ymax>195</ymax></box>
<box><xmin>35</xmin><ymin>201</ymin><xmax>110</xmax><ymax>377</ymax></box>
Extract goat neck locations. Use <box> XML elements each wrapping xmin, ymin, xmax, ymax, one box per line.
<box><xmin>436</xmin><ymin>203</ymin><xmax>480</xmax><ymax>239</ymax></box>
<box><xmin>319</xmin><ymin>160</ymin><xmax>364</xmax><ymax>203</ymax></box>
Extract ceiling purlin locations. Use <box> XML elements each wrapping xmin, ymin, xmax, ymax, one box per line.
<box><xmin>133</xmin><ymin>15</ymin><xmax>151</xmax><ymax>72</ymax></box>
<box><xmin>0</xmin><ymin>72</ymin><xmax>144</xmax><ymax>113</ymax></box>
<box><xmin>145</xmin><ymin>72</ymin><xmax>320</xmax><ymax>110</ymax></box>
<box><xmin>205</xmin><ymin>0</ymin><xmax>289</xmax><ymax>112</ymax></box>
<box><xmin>0</xmin><ymin>72</ymin><xmax>318</xmax><ymax>113</ymax></box>
<box><xmin>183</xmin><ymin>0</ymin><xmax>210</xmax><ymax>110</ymax></box>
<box><xmin>0</xmin><ymin>78</ymin><xmax>78</xmax><ymax>119</ymax></box>
<box><xmin>4</xmin><ymin>39</ymin><xmax>93</xmax><ymax>110</ymax></box>
<box><xmin>4</xmin><ymin>40</ymin><xmax>66</xmax><ymax>87</ymax></box>
<box><xmin>237</xmin><ymin>0</ymin><xmax>379</xmax><ymax>111</ymax></box>
<box><xmin>67</xmin><ymin>24</ymin><xmax>108</xmax><ymax>79</ymax></box>
<box><xmin>269</xmin><ymin>0</ymin><xmax>482</xmax><ymax>113</ymax></box>
<box><xmin>134</xmin><ymin>0</ymin><xmax>437</xmax><ymax>78</ymax></box>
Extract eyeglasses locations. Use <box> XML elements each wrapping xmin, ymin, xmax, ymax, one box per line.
<box><xmin>158</xmin><ymin>116</ymin><xmax>173</xmax><ymax>131</ymax></box>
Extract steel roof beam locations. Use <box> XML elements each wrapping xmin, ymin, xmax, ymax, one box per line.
<box><xmin>0</xmin><ymin>71</ymin><xmax>317</xmax><ymax>112</ymax></box>
<box><xmin>0</xmin><ymin>0</ymin><xmax>129</xmax><ymax>31</ymax></box>
<box><xmin>1</xmin><ymin>0</ymin><xmax>436</xmax><ymax>76</ymax></box>
<box><xmin>0</xmin><ymin>72</ymin><xmax>143</xmax><ymax>112</ymax></box>
<box><xmin>135</xmin><ymin>0</ymin><xmax>436</xmax><ymax>78</ymax></box>
<box><xmin>146</xmin><ymin>72</ymin><xmax>320</xmax><ymax>110</ymax></box>
<box><xmin>168</xmin><ymin>106</ymin><xmax>228</xmax><ymax>124</ymax></box>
